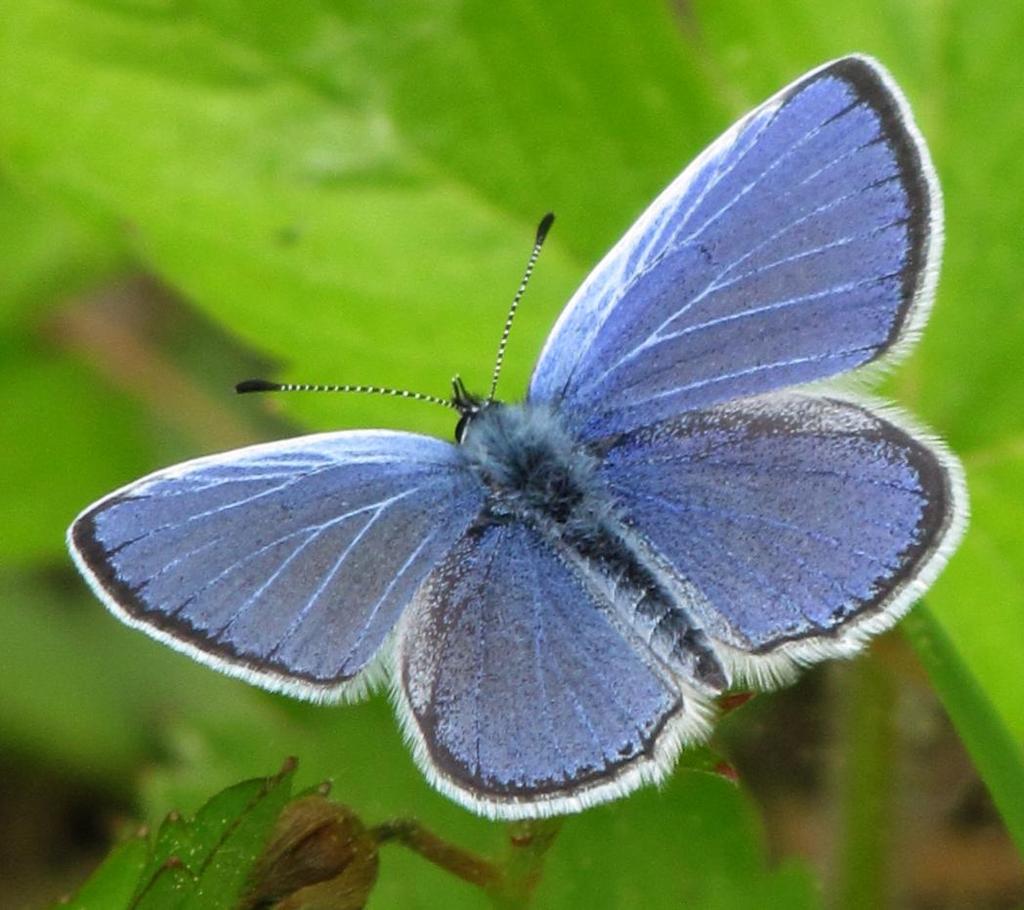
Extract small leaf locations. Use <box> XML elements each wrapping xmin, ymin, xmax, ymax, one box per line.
<box><xmin>57</xmin><ymin>832</ymin><xmax>149</xmax><ymax>910</ymax></box>
<box><xmin>189</xmin><ymin>759</ymin><xmax>299</xmax><ymax>907</ymax></box>
<box><xmin>131</xmin><ymin>857</ymin><xmax>194</xmax><ymax>910</ymax></box>
<box><xmin>130</xmin><ymin>811</ymin><xmax>193</xmax><ymax>907</ymax></box>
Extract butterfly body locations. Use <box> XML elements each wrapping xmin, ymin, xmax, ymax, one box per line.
<box><xmin>69</xmin><ymin>55</ymin><xmax>967</xmax><ymax>819</ymax></box>
<box><xmin>460</xmin><ymin>397</ymin><xmax>728</xmax><ymax>692</ymax></box>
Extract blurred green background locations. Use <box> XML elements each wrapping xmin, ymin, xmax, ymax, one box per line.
<box><xmin>2</xmin><ymin>1</ymin><xmax>1023</xmax><ymax>907</ymax></box>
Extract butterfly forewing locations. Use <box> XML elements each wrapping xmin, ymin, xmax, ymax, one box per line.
<box><xmin>69</xmin><ymin>431</ymin><xmax>484</xmax><ymax>700</ymax></box>
<box><xmin>529</xmin><ymin>56</ymin><xmax>940</xmax><ymax>439</ymax></box>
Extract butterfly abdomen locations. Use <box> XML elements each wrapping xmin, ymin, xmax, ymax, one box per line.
<box><xmin>560</xmin><ymin>524</ymin><xmax>728</xmax><ymax>693</ymax></box>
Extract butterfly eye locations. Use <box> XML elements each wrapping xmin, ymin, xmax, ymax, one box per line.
<box><xmin>454</xmin><ymin>411</ymin><xmax>473</xmax><ymax>443</ymax></box>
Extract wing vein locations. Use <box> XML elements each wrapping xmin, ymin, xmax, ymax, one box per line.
<box><xmin>620</xmin><ymin>345</ymin><xmax>876</xmax><ymax>408</ymax></box>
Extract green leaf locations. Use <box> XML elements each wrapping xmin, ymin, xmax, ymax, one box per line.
<box><xmin>131</xmin><ymin>812</ymin><xmax>196</xmax><ymax>908</ymax></box>
<box><xmin>190</xmin><ymin>763</ymin><xmax>298</xmax><ymax>906</ymax></box>
<box><xmin>57</xmin><ymin>833</ymin><xmax>149</xmax><ymax>910</ymax></box>
<box><xmin>904</xmin><ymin>606</ymin><xmax>1024</xmax><ymax>855</ymax></box>
<box><xmin>0</xmin><ymin>0</ymin><xmax>725</xmax><ymax>439</ymax></box>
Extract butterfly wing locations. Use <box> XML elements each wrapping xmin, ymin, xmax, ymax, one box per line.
<box><xmin>529</xmin><ymin>55</ymin><xmax>940</xmax><ymax>439</ymax></box>
<box><xmin>597</xmin><ymin>393</ymin><xmax>966</xmax><ymax>687</ymax></box>
<box><xmin>68</xmin><ymin>431</ymin><xmax>484</xmax><ymax>701</ymax></box>
<box><xmin>395</xmin><ymin>520</ymin><xmax>709</xmax><ymax>819</ymax></box>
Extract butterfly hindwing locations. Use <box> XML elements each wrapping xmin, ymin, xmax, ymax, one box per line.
<box><xmin>69</xmin><ymin>431</ymin><xmax>485</xmax><ymax>701</ymax></box>
<box><xmin>597</xmin><ymin>392</ymin><xmax>966</xmax><ymax>686</ymax></box>
<box><xmin>529</xmin><ymin>56</ymin><xmax>940</xmax><ymax>439</ymax></box>
<box><xmin>395</xmin><ymin>520</ymin><xmax>710</xmax><ymax>818</ymax></box>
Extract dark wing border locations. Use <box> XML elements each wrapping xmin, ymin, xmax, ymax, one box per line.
<box><xmin>818</xmin><ymin>56</ymin><xmax>940</xmax><ymax>362</ymax></box>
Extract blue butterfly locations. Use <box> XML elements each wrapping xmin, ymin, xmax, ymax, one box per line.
<box><xmin>68</xmin><ymin>56</ymin><xmax>966</xmax><ymax>819</ymax></box>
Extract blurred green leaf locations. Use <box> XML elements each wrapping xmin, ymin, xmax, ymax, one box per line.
<box><xmin>0</xmin><ymin>0</ymin><xmax>726</xmax><ymax>438</ymax></box>
<box><xmin>536</xmin><ymin>772</ymin><xmax>816</xmax><ymax>909</ymax></box>
<box><xmin>904</xmin><ymin>606</ymin><xmax>1024</xmax><ymax>855</ymax></box>
<box><xmin>0</xmin><ymin>348</ymin><xmax>156</xmax><ymax>565</ymax></box>
<box><xmin>0</xmin><ymin>175</ymin><xmax>124</xmax><ymax>330</ymax></box>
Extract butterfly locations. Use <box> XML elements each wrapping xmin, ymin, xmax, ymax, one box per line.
<box><xmin>68</xmin><ymin>55</ymin><xmax>966</xmax><ymax>820</ymax></box>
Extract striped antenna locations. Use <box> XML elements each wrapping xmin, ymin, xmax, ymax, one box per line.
<box><xmin>487</xmin><ymin>212</ymin><xmax>555</xmax><ymax>403</ymax></box>
<box><xmin>236</xmin><ymin>378</ymin><xmax>454</xmax><ymax>410</ymax></box>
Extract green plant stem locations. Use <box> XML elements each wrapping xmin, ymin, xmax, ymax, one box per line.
<box><xmin>371</xmin><ymin>819</ymin><xmax>502</xmax><ymax>889</ymax></box>
<box><xmin>835</xmin><ymin>656</ymin><xmax>895</xmax><ymax>910</ymax></box>
<box><xmin>371</xmin><ymin>816</ymin><xmax>563</xmax><ymax>908</ymax></box>
<box><xmin>487</xmin><ymin>818</ymin><xmax>564</xmax><ymax>909</ymax></box>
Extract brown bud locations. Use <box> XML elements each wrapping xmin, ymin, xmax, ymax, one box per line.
<box><xmin>240</xmin><ymin>796</ymin><xmax>379</xmax><ymax>910</ymax></box>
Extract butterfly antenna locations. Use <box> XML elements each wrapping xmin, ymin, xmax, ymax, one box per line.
<box><xmin>487</xmin><ymin>212</ymin><xmax>555</xmax><ymax>403</ymax></box>
<box><xmin>236</xmin><ymin>378</ymin><xmax>455</xmax><ymax>410</ymax></box>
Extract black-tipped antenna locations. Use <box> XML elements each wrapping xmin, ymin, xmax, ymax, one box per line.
<box><xmin>236</xmin><ymin>379</ymin><xmax>454</xmax><ymax>409</ymax></box>
<box><xmin>487</xmin><ymin>212</ymin><xmax>555</xmax><ymax>403</ymax></box>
